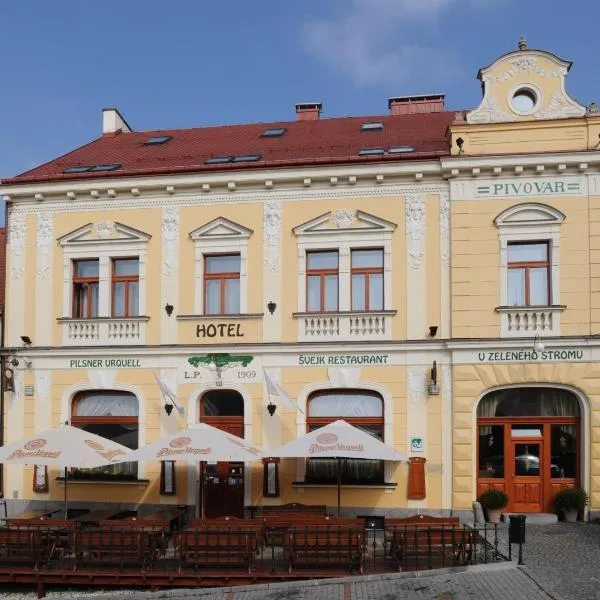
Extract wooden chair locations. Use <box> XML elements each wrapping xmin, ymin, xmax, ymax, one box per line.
<box><xmin>0</xmin><ymin>527</ymin><xmax>55</xmax><ymax>569</ymax></box>
<box><xmin>174</xmin><ymin>528</ymin><xmax>258</xmax><ymax>573</ymax></box>
<box><xmin>385</xmin><ymin>515</ymin><xmax>473</xmax><ymax>569</ymax></box>
<box><xmin>285</xmin><ymin>525</ymin><xmax>364</xmax><ymax>574</ymax></box>
<box><xmin>75</xmin><ymin>528</ymin><xmax>160</xmax><ymax>571</ymax></box>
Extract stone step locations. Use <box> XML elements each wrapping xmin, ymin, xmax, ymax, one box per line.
<box><xmin>501</xmin><ymin>512</ymin><xmax>558</xmax><ymax>525</ymax></box>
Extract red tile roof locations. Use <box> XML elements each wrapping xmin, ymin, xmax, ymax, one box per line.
<box><xmin>0</xmin><ymin>228</ymin><xmax>5</xmax><ymax>311</ymax></box>
<box><xmin>2</xmin><ymin>111</ymin><xmax>455</xmax><ymax>185</ymax></box>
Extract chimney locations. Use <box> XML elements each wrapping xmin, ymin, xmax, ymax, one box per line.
<box><xmin>102</xmin><ymin>107</ymin><xmax>132</xmax><ymax>135</ymax></box>
<box><xmin>388</xmin><ymin>94</ymin><xmax>445</xmax><ymax>116</ymax></box>
<box><xmin>295</xmin><ymin>102</ymin><xmax>322</xmax><ymax>121</ymax></box>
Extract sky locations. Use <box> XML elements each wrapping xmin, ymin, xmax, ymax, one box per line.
<box><xmin>0</xmin><ymin>0</ymin><xmax>598</xmax><ymax>206</ymax></box>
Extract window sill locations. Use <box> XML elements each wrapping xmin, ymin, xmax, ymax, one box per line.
<box><xmin>56</xmin><ymin>478</ymin><xmax>150</xmax><ymax>487</ymax></box>
<box><xmin>495</xmin><ymin>305</ymin><xmax>565</xmax><ymax>313</ymax></box>
<box><xmin>293</xmin><ymin>310</ymin><xmax>397</xmax><ymax>318</ymax></box>
<box><xmin>292</xmin><ymin>482</ymin><xmax>397</xmax><ymax>489</ymax></box>
<box><xmin>176</xmin><ymin>313</ymin><xmax>264</xmax><ymax>320</ymax></box>
<box><xmin>57</xmin><ymin>316</ymin><xmax>150</xmax><ymax>322</ymax></box>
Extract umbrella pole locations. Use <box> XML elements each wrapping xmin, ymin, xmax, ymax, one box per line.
<box><xmin>201</xmin><ymin>461</ymin><xmax>206</xmax><ymax>520</ymax></box>
<box><xmin>337</xmin><ymin>457</ymin><xmax>341</xmax><ymax>518</ymax></box>
<box><xmin>63</xmin><ymin>467</ymin><xmax>68</xmax><ymax>519</ymax></box>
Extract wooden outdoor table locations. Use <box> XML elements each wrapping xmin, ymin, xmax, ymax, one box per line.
<box><xmin>8</xmin><ymin>508</ymin><xmax>60</xmax><ymax>521</ymax></box>
<box><xmin>139</xmin><ymin>508</ymin><xmax>186</xmax><ymax>529</ymax></box>
<box><xmin>75</xmin><ymin>509</ymin><xmax>136</xmax><ymax>525</ymax></box>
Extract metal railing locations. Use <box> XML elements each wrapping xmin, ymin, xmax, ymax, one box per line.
<box><xmin>0</xmin><ymin>523</ymin><xmax>509</xmax><ymax>575</ymax></box>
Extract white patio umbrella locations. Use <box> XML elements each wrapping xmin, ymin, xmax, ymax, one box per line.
<box><xmin>0</xmin><ymin>424</ymin><xmax>132</xmax><ymax>517</ymax></box>
<box><xmin>270</xmin><ymin>419</ymin><xmax>408</xmax><ymax>516</ymax></box>
<box><xmin>122</xmin><ymin>423</ymin><xmax>263</xmax><ymax>518</ymax></box>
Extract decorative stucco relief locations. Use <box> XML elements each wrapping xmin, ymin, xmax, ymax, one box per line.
<box><xmin>467</xmin><ymin>95</ymin><xmax>516</xmax><ymax>124</ymax></box>
<box><xmin>9</xmin><ymin>213</ymin><xmax>26</xmax><ymax>279</ymax></box>
<box><xmin>95</xmin><ymin>220</ymin><xmax>115</xmax><ymax>239</ymax></box>
<box><xmin>482</xmin><ymin>55</ymin><xmax>567</xmax><ymax>83</ymax></box>
<box><xmin>332</xmin><ymin>208</ymin><xmax>356</xmax><ymax>229</ymax></box>
<box><xmin>162</xmin><ymin>206</ymin><xmax>180</xmax><ymax>276</ymax></box>
<box><xmin>405</xmin><ymin>195</ymin><xmax>426</xmax><ymax>270</ymax></box>
<box><xmin>35</xmin><ymin>371</ymin><xmax>51</xmax><ymax>405</ymax></box>
<box><xmin>407</xmin><ymin>366</ymin><xmax>426</xmax><ymax>404</ymax></box>
<box><xmin>534</xmin><ymin>91</ymin><xmax>586</xmax><ymax>120</ymax></box>
<box><xmin>439</xmin><ymin>192</ymin><xmax>450</xmax><ymax>266</ymax></box>
<box><xmin>263</xmin><ymin>200</ymin><xmax>282</xmax><ymax>272</ymax></box>
<box><xmin>36</xmin><ymin>213</ymin><xmax>54</xmax><ymax>279</ymax></box>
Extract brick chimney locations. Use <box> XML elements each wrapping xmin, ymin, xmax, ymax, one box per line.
<box><xmin>295</xmin><ymin>102</ymin><xmax>322</xmax><ymax>121</ymax></box>
<box><xmin>102</xmin><ymin>107</ymin><xmax>132</xmax><ymax>135</ymax></box>
<box><xmin>388</xmin><ymin>94</ymin><xmax>445</xmax><ymax>115</ymax></box>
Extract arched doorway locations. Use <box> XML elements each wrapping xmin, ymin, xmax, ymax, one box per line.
<box><xmin>477</xmin><ymin>387</ymin><xmax>580</xmax><ymax>513</ymax></box>
<box><xmin>199</xmin><ymin>390</ymin><xmax>245</xmax><ymax>518</ymax></box>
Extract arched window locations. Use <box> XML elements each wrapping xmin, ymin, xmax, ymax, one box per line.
<box><xmin>71</xmin><ymin>390</ymin><xmax>139</xmax><ymax>480</ymax></box>
<box><xmin>477</xmin><ymin>388</ymin><xmax>579</xmax><ymax>417</ymax></box>
<box><xmin>306</xmin><ymin>390</ymin><xmax>384</xmax><ymax>484</ymax></box>
<box><xmin>200</xmin><ymin>389</ymin><xmax>244</xmax><ymax>437</ymax></box>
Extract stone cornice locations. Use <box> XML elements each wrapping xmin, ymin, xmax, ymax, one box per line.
<box><xmin>1</xmin><ymin>159</ymin><xmax>446</xmax><ymax>203</ymax></box>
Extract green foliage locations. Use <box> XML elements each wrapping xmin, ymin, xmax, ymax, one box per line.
<box><xmin>478</xmin><ymin>489</ymin><xmax>509</xmax><ymax>510</ymax></box>
<box><xmin>553</xmin><ymin>487</ymin><xmax>588</xmax><ymax>511</ymax></box>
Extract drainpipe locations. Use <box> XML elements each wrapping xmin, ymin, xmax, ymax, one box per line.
<box><xmin>0</xmin><ymin>199</ymin><xmax>8</xmax><ymax>498</ymax></box>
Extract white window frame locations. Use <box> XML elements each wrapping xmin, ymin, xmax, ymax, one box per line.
<box><xmin>189</xmin><ymin>217</ymin><xmax>252</xmax><ymax>315</ymax></box>
<box><xmin>495</xmin><ymin>202</ymin><xmax>565</xmax><ymax>336</ymax></box>
<box><xmin>58</xmin><ymin>223</ymin><xmax>149</xmax><ymax>319</ymax></box>
<box><xmin>293</xmin><ymin>210</ymin><xmax>396</xmax><ymax>313</ymax></box>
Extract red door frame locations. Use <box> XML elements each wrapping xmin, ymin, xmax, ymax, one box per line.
<box><xmin>477</xmin><ymin>416</ymin><xmax>579</xmax><ymax>512</ymax></box>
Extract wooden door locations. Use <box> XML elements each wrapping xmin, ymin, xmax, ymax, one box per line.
<box><xmin>200</xmin><ymin>414</ymin><xmax>245</xmax><ymax>518</ymax></box>
<box><xmin>509</xmin><ymin>439</ymin><xmax>543</xmax><ymax>512</ymax></box>
<box><xmin>202</xmin><ymin>462</ymin><xmax>245</xmax><ymax>518</ymax></box>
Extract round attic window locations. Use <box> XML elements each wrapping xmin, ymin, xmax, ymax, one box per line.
<box><xmin>510</xmin><ymin>86</ymin><xmax>539</xmax><ymax>115</ymax></box>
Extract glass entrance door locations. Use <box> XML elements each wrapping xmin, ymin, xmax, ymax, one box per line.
<box><xmin>510</xmin><ymin>440</ymin><xmax>543</xmax><ymax>512</ymax></box>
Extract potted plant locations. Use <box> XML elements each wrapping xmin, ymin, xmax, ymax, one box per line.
<box><xmin>554</xmin><ymin>487</ymin><xmax>588</xmax><ymax>522</ymax></box>
<box><xmin>478</xmin><ymin>489</ymin><xmax>508</xmax><ymax>523</ymax></box>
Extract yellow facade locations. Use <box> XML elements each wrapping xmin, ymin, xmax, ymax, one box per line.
<box><xmin>2</xmin><ymin>41</ymin><xmax>600</xmax><ymax>519</ymax></box>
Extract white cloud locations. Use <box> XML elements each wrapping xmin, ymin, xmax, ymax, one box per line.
<box><xmin>302</xmin><ymin>0</ymin><xmax>480</xmax><ymax>87</ymax></box>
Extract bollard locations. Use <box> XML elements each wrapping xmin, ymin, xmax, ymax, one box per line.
<box><xmin>508</xmin><ymin>514</ymin><xmax>526</xmax><ymax>565</ymax></box>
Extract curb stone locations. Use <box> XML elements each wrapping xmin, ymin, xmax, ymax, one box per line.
<box><xmin>69</xmin><ymin>561</ymin><xmax>520</xmax><ymax>600</ymax></box>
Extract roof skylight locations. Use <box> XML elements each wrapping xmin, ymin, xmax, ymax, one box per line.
<box><xmin>388</xmin><ymin>146</ymin><xmax>416</xmax><ymax>154</ymax></box>
<box><xmin>358</xmin><ymin>148</ymin><xmax>385</xmax><ymax>156</ymax></box>
<box><xmin>232</xmin><ymin>154</ymin><xmax>261</xmax><ymax>163</ymax></box>
<box><xmin>144</xmin><ymin>135</ymin><xmax>173</xmax><ymax>145</ymax></box>
<box><xmin>63</xmin><ymin>164</ymin><xmax>121</xmax><ymax>174</ymax></box>
<box><xmin>205</xmin><ymin>156</ymin><xmax>233</xmax><ymax>164</ymax></box>
<box><xmin>361</xmin><ymin>122</ymin><xmax>384</xmax><ymax>131</ymax></box>
<box><xmin>63</xmin><ymin>166</ymin><xmax>95</xmax><ymax>173</ymax></box>
<box><xmin>89</xmin><ymin>164</ymin><xmax>122</xmax><ymax>172</ymax></box>
<box><xmin>261</xmin><ymin>128</ymin><xmax>286</xmax><ymax>138</ymax></box>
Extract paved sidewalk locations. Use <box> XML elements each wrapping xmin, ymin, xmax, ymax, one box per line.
<box><xmin>499</xmin><ymin>522</ymin><xmax>600</xmax><ymax>600</ymax></box>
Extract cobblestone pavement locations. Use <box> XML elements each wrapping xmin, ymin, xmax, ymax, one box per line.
<box><xmin>497</xmin><ymin>522</ymin><xmax>600</xmax><ymax>600</ymax></box>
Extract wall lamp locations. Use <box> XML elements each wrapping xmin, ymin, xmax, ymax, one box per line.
<box><xmin>456</xmin><ymin>137</ymin><xmax>464</xmax><ymax>154</ymax></box>
<box><xmin>164</xmin><ymin>303</ymin><xmax>174</xmax><ymax>317</ymax></box>
<box><xmin>533</xmin><ymin>334</ymin><xmax>545</xmax><ymax>353</ymax></box>
<box><xmin>428</xmin><ymin>360</ymin><xmax>440</xmax><ymax>395</ymax></box>
<box><xmin>164</xmin><ymin>402</ymin><xmax>174</xmax><ymax>416</ymax></box>
<box><xmin>20</xmin><ymin>335</ymin><xmax>32</xmax><ymax>346</ymax></box>
<box><xmin>267</xmin><ymin>301</ymin><xmax>277</xmax><ymax>315</ymax></box>
<box><xmin>428</xmin><ymin>325</ymin><xmax>438</xmax><ymax>337</ymax></box>
<box><xmin>267</xmin><ymin>401</ymin><xmax>277</xmax><ymax>417</ymax></box>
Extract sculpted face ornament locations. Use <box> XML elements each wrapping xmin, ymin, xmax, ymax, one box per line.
<box><xmin>24</xmin><ymin>439</ymin><xmax>47</xmax><ymax>450</ymax></box>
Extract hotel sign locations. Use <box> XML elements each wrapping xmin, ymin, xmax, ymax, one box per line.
<box><xmin>476</xmin><ymin>179</ymin><xmax>581</xmax><ymax>198</ymax></box>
